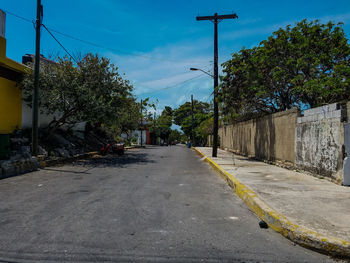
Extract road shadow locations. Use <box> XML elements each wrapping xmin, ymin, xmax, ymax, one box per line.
<box><xmin>72</xmin><ymin>151</ymin><xmax>155</xmax><ymax>168</ymax></box>
<box><xmin>43</xmin><ymin>167</ymin><xmax>93</xmax><ymax>174</ymax></box>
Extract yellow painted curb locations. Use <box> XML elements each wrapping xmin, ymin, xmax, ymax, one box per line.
<box><xmin>193</xmin><ymin>147</ymin><xmax>350</xmax><ymax>258</ymax></box>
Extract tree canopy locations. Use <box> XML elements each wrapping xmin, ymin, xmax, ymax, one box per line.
<box><xmin>151</xmin><ymin>106</ymin><xmax>173</xmax><ymax>142</ymax></box>
<box><xmin>21</xmin><ymin>53</ymin><xmax>136</xmax><ymax>132</ymax></box>
<box><xmin>220</xmin><ymin>20</ymin><xmax>350</xmax><ymax>122</ymax></box>
<box><xmin>173</xmin><ymin>100</ymin><xmax>212</xmax><ymax>145</ymax></box>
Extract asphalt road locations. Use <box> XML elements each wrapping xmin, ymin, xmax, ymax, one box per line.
<box><xmin>0</xmin><ymin>145</ymin><xmax>339</xmax><ymax>262</ymax></box>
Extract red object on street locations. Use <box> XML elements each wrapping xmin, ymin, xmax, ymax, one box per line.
<box><xmin>100</xmin><ymin>143</ymin><xmax>124</xmax><ymax>156</ymax></box>
<box><xmin>100</xmin><ymin>144</ymin><xmax>111</xmax><ymax>155</ymax></box>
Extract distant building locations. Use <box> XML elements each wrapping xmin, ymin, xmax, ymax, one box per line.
<box><xmin>22</xmin><ymin>53</ymin><xmax>56</xmax><ymax>66</ymax></box>
<box><xmin>121</xmin><ymin>121</ymin><xmax>156</xmax><ymax>145</ymax></box>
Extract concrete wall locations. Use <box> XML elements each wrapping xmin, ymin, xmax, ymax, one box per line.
<box><xmin>22</xmin><ymin>103</ymin><xmax>86</xmax><ymax>132</ymax></box>
<box><xmin>22</xmin><ymin>103</ymin><xmax>60</xmax><ymax>129</ymax></box>
<box><xmin>295</xmin><ymin>103</ymin><xmax>345</xmax><ymax>182</ymax></box>
<box><xmin>217</xmin><ymin>103</ymin><xmax>347</xmax><ymax>182</ymax></box>
<box><xmin>121</xmin><ymin>130</ymin><xmax>147</xmax><ymax>145</ymax></box>
<box><xmin>219</xmin><ymin>108</ymin><xmax>299</xmax><ymax>164</ymax></box>
<box><xmin>207</xmin><ymin>135</ymin><xmax>213</xmax><ymax>147</ymax></box>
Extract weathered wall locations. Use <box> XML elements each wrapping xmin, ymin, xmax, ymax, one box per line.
<box><xmin>22</xmin><ymin>103</ymin><xmax>86</xmax><ymax>132</ymax></box>
<box><xmin>121</xmin><ymin>130</ymin><xmax>147</xmax><ymax>145</ymax></box>
<box><xmin>207</xmin><ymin>135</ymin><xmax>213</xmax><ymax>147</ymax></box>
<box><xmin>219</xmin><ymin>108</ymin><xmax>299</xmax><ymax>164</ymax></box>
<box><xmin>22</xmin><ymin>102</ymin><xmax>60</xmax><ymax>129</ymax></box>
<box><xmin>295</xmin><ymin>103</ymin><xmax>345</xmax><ymax>182</ymax></box>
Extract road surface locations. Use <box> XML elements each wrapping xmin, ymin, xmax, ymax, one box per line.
<box><xmin>0</xmin><ymin>146</ymin><xmax>337</xmax><ymax>262</ymax></box>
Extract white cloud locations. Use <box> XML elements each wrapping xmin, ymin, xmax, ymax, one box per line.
<box><xmin>317</xmin><ymin>12</ymin><xmax>350</xmax><ymax>23</ymax></box>
<box><xmin>101</xmin><ymin>11</ymin><xmax>350</xmax><ymax>113</ymax></box>
<box><xmin>104</xmin><ymin>38</ymin><xmax>216</xmax><ymax>111</ymax></box>
<box><xmin>222</xmin><ymin>11</ymin><xmax>350</xmax><ymax>42</ymax></box>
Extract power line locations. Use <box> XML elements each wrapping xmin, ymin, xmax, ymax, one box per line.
<box><xmin>137</xmin><ymin>75</ymin><xmax>205</xmax><ymax>96</ymax></box>
<box><xmin>4</xmin><ymin>9</ymin><xmax>207</xmax><ymax>64</ymax></box>
<box><xmin>3</xmin><ymin>9</ymin><xmax>33</xmax><ymax>24</ymax></box>
<box><xmin>42</xmin><ymin>24</ymin><xmax>78</xmax><ymax>64</ymax></box>
<box><xmin>47</xmin><ymin>27</ymin><xmax>193</xmax><ymax>63</ymax></box>
<box><xmin>204</xmin><ymin>93</ymin><xmax>213</xmax><ymax>103</ymax></box>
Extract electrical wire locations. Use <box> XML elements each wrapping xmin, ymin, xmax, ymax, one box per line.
<box><xmin>4</xmin><ymin>9</ymin><xmax>207</xmax><ymax>64</ymax></box>
<box><xmin>4</xmin><ymin>9</ymin><xmax>213</xmax><ymax>104</ymax></box>
<box><xmin>3</xmin><ymin>9</ymin><xmax>33</xmax><ymax>24</ymax></box>
<box><xmin>42</xmin><ymin>24</ymin><xmax>78</xmax><ymax>64</ymax></box>
<box><xmin>136</xmin><ymin>75</ymin><xmax>205</xmax><ymax>96</ymax></box>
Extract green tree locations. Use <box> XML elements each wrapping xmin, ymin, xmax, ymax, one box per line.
<box><xmin>173</xmin><ymin>101</ymin><xmax>211</xmax><ymax>126</ymax></box>
<box><xmin>195</xmin><ymin>117</ymin><xmax>213</xmax><ymax>145</ymax></box>
<box><xmin>169</xmin><ymin>129</ymin><xmax>182</xmax><ymax>143</ymax></box>
<box><xmin>155</xmin><ymin>106</ymin><xmax>173</xmax><ymax>142</ymax></box>
<box><xmin>220</xmin><ymin>20</ymin><xmax>350</xmax><ymax>121</ymax></box>
<box><xmin>21</xmin><ymin>53</ymin><xmax>135</xmax><ymax>132</ymax></box>
<box><xmin>173</xmin><ymin>100</ymin><xmax>212</xmax><ymax>144</ymax></box>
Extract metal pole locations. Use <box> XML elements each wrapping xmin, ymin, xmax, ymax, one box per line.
<box><xmin>32</xmin><ymin>0</ymin><xmax>42</xmax><ymax>156</ymax></box>
<box><xmin>140</xmin><ymin>99</ymin><xmax>143</xmax><ymax>147</ymax></box>
<box><xmin>191</xmin><ymin>94</ymin><xmax>195</xmax><ymax>146</ymax></box>
<box><xmin>212</xmin><ymin>14</ymin><xmax>218</xmax><ymax>157</ymax></box>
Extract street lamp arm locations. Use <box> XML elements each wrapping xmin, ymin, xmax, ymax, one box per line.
<box><xmin>190</xmin><ymin>67</ymin><xmax>214</xmax><ymax>78</ymax></box>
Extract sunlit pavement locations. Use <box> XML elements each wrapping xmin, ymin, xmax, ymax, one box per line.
<box><xmin>0</xmin><ymin>146</ymin><xmax>338</xmax><ymax>262</ymax></box>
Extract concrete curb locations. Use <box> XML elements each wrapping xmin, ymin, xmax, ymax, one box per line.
<box><xmin>193</xmin><ymin>147</ymin><xmax>350</xmax><ymax>258</ymax></box>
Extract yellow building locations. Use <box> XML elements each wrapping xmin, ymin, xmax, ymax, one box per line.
<box><xmin>0</xmin><ymin>10</ymin><xmax>27</xmax><ymax>134</ymax></box>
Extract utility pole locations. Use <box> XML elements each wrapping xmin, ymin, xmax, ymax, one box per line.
<box><xmin>32</xmin><ymin>0</ymin><xmax>42</xmax><ymax>156</ymax></box>
<box><xmin>153</xmin><ymin>112</ymin><xmax>156</xmax><ymax>145</ymax></box>
<box><xmin>191</xmin><ymin>95</ymin><xmax>195</xmax><ymax>146</ymax></box>
<box><xmin>196</xmin><ymin>13</ymin><xmax>238</xmax><ymax>157</ymax></box>
<box><xmin>140</xmin><ymin>99</ymin><xmax>143</xmax><ymax>147</ymax></box>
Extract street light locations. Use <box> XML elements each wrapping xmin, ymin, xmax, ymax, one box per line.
<box><xmin>196</xmin><ymin>13</ymin><xmax>238</xmax><ymax>158</ymax></box>
<box><xmin>190</xmin><ymin>67</ymin><xmax>217</xmax><ymax>154</ymax></box>
<box><xmin>190</xmin><ymin>67</ymin><xmax>214</xmax><ymax>78</ymax></box>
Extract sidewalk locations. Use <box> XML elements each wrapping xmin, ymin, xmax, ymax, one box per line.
<box><xmin>194</xmin><ymin>147</ymin><xmax>350</xmax><ymax>257</ymax></box>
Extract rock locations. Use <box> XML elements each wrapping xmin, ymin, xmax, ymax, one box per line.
<box><xmin>51</xmin><ymin>134</ymin><xmax>71</xmax><ymax>148</ymax></box>
<box><xmin>38</xmin><ymin>145</ymin><xmax>48</xmax><ymax>157</ymax></box>
<box><xmin>21</xmin><ymin>146</ymin><xmax>32</xmax><ymax>158</ymax></box>
<box><xmin>1</xmin><ymin>160</ymin><xmax>16</xmax><ymax>177</ymax></box>
<box><xmin>259</xmin><ymin>220</ymin><xmax>268</xmax><ymax>229</ymax></box>
<box><xmin>73</xmin><ymin>130</ymin><xmax>85</xmax><ymax>140</ymax></box>
<box><xmin>0</xmin><ymin>157</ymin><xmax>39</xmax><ymax>178</ymax></box>
<box><xmin>10</xmin><ymin>154</ymin><xmax>23</xmax><ymax>161</ymax></box>
<box><xmin>55</xmin><ymin>148</ymin><xmax>70</xmax><ymax>158</ymax></box>
<box><xmin>10</xmin><ymin>138</ymin><xmax>28</xmax><ymax>144</ymax></box>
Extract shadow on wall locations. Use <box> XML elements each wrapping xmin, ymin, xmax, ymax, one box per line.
<box><xmin>254</xmin><ymin>115</ymin><xmax>275</xmax><ymax>162</ymax></box>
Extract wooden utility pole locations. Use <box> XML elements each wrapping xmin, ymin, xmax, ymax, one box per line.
<box><xmin>196</xmin><ymin>13</ymin><xmax>238</xmax><ymax>157</ymax></box>
<box><xmin>140</xmin><ymin>99</ymin><xmax>143</xmax><ymax>147</ymax></box>
<box><xmin>191</xmin><ymin>95</ymin><xmax>195</xmax><ymax>146</ymax></box>
<box><xmin>32</xmin><ymin>0</ymin><xmax>42</xmax><ymax>156</ymax></box>
<box><xmin>153</xmin><ymin>112</ymin><xmax>156</xmax><ymax>145</ymax></box>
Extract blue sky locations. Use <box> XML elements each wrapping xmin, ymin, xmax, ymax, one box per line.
<box><xmin>2</xmin><ymin>0</ymin><xmax>350</xmax><ymax>115</ymax></box>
